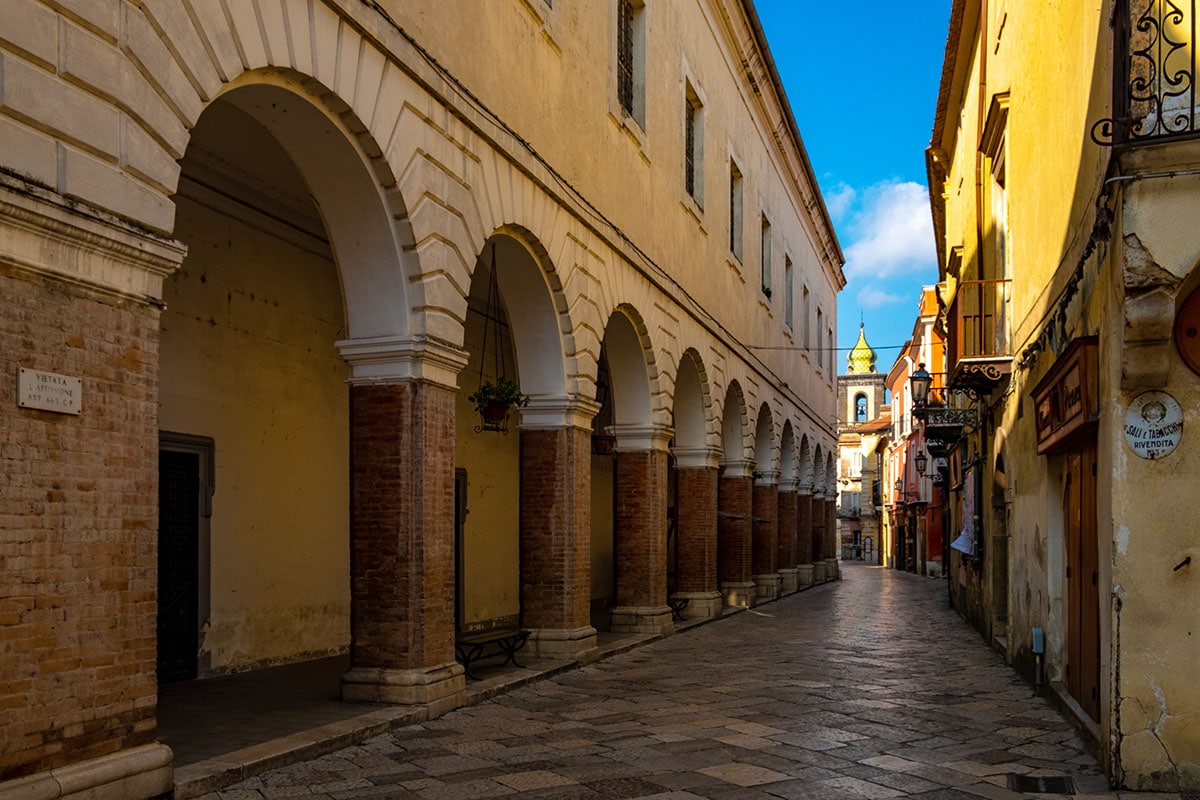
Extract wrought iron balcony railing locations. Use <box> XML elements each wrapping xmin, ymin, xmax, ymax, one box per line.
<box><xmin>1093</xmin><ymin>0</ymin><xmax>1200</xmax><ymax>145</ymax></box>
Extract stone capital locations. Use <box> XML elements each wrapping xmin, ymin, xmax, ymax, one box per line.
<box><xmin>671</xmin><ymin>445</ymin><xmax>722</xmax><ymax>470</ymax></box>
<box><xmin>336</xmin><ymin>335</ymin><xmax>469</xmax><ymax>390</ymax></box>
<box><xmin>518</xmin><ymin>396</ymin><xmax>602</xmax><ymax>430</ymax></box>
<box><xmin>609</xmin><ymin>422</ymin><xmax>673</xmax><ymax>453</ymax></box>
<box><xmin>0</xmin><ymin>175</ymin><xmax>185</xmax><ymax>304</ymax></box>
<box><xmin>755</xmin><ymin>469</ymin><xmax>780</xmax><ymax>487</ymax></box>
<box><xmin>722</xmin><ymin>459</ymin><xmax>756</xmax><ymax>479</ymax></box>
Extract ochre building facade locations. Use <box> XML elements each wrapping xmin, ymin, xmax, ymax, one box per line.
<box><xmin>0</xmin><ymin>1</ymin><xmax>844</xmax><ymax>796</ymax></box>
<box><xmin>930</xmin><ymin>0</ymin><xmax>1200</xmax><ymax>789</ymax></box>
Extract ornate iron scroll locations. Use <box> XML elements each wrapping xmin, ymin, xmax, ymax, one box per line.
<box><xmin>1093</xmin><ymin>0</ymin><xmax>1197</xmax><ymax>144</ymax></box>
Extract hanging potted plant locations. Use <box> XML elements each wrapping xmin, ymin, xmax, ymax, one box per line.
<box><xmin>468</xmin><ymin>376</ymin><xmax>530</xmax><ymax>433</ymax></box>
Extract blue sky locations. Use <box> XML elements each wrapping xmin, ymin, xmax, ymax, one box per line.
<box><xmin>755</xmin><ymin>1</ymin><xmax>953</xmax><ymax>375</ymax></box>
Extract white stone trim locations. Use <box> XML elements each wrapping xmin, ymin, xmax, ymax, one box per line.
<box><xmin>0</xmin><ymin>177</ymin><xmax>185</xmax><ymax>304</ymax></box>
<box><xmin>672</xmin><ymin>445</ymin><xmax>721</xmax><ymax>469</ymax></box>
<box><xmin>335</xmin><ymin>335</ymin><xmax>468</xmax><ymax>390</ymax></box>
<box><xmin>517</xmin><ymin>396</ymin><xmax>602</xmax><ymax>430</ymax></box>
<box><xmin>609</xmin><ymin>422</ymin><xmax>673</xmax><ymax>452</ymax></box>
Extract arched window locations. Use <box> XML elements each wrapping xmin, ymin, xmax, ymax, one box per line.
<box><xmin>855</xmin><ymin>393</ymin><xmax>868</xmax><ymax>422</ymax></box>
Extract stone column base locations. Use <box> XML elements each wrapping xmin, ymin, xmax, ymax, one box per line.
<box><xmin>672</xmin><ymin>591</ymin><xmax>723</xmax><ymax>620</ymax></box>
<box><xmin>342</xmin><ymin>662</ymin><xmax>465</xmax><ymax>717</ymax></box>
<box><xmin>610</xmin><ymin>605</ymin><xmax>674</xmax><ymax>635</ymax></box>
<box><xmin>826</xmin><ymin>558</ymin><xmax>840</xmax><ymax>580</ymax></box>
<box><xmin>796</xmin><ymin>564</ymin><xmax>815</xmax><ymax>587</ymax></box>
<box><xmin>778</xmin><ymin>568</ymin><xmax>799</xmax><ymax>595</ymax></box>
<box><xmin>813</xmin><ymin>561</ymin><xmax>827</xmax><ymax>583</ymax></box>
<box><xmin>720</xmin><ymin>581</ymin><xmax>756</xmax><ymax>609</ymax></box>
<box><xmin>754</xmin><ymin>573</ymin><xmax>782</xmax><ymax>603</ymax></box>
<box><xmin>527</xmin><ymin>626</ymin><xmax>599</xmax><ymax>662</ymax></box>
<box><xmin>0</xmin><ymin>743</ymin><xmax>173</xmax><ymax>800</ymax></box>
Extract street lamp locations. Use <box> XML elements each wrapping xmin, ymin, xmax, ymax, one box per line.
<box><xmin>915</xmin><ymin>451</ymin><xmax>928</xmax><ymax>475</ymax></box>
<box><xmin>910</xmin><ymin>363</ymin><xmax>932</xmax><ymax>409</ymax></box>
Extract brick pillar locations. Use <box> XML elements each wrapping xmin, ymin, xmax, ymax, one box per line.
<box><xmin>812</xmin><ymin>489</ymin><xmax>827</xmax><ymax>583</ymax></box>
<box><xmin>826</xmin><ymin>496</ymin><xmax>840</xmax><ymax>580</ymax></box>
<box><xmin>672</xmin><ymin>447</ymin><xmax>722</xmax><ymax>619</ymax></box>
<box><xmin>341</xmin><ymin>378</ymin><xmax>464</xmax><ymax>713</ymax></box>
<box><xmin>776</xmin><ymin>482</ymin><xmax>799</xmax><ymax>594</ymax></box>
<box><xmin>0</xmin><ymin>188</ymin><xmax>182</xmax><ymax>797</ymax></box>
<box><xmin>752</xmin><ymin>474</ymin><xmax>781</xmax><ymax>603</ymax></box>
<box><xmin>518</xmin><ymin>397</ymin><xmax>600</xmax><ymax>659</ymax></box>
<box><xmin>337</xmin><ymin>339</ymin><xmax>468</xmax><ymax>714</ymax></box>
<box><xmin>610</xmin><ymin>424</ymin><xmax>673</xmax><ymax>635</ymax></box>
<box><xmin>718</xmin><ymin>460</ymin><xmax>755</xmax><ymax>607</ymax></box>
<box><xmin>796</xmin><ymin>487</ymin><xmax>814</xmax><ymax>588</ymax></box>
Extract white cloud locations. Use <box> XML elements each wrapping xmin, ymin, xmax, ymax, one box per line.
<box><xmin>840</xmin><ymin>180</ymin><xmax>936</xmax><ymax>282</ymax></box>
<box><xmin>823</xmin><ymin>182</ymin><xmax>856</xmax><ymax>222</ymax></box>
<box><xmin>857</xmin><ymin>286</ymin><xmax>903</xmax><ymax>308</ymax></box>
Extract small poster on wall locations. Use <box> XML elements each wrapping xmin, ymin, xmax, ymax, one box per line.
<box><xmin>1124</xmin><ymin>391</ymin><xmax>1182</xmax><ymax>460</ymax></box>
<box><xmin>950</xmin><ymin>463</ymin><xmax>976</xmax><ymax>556</ymax></box>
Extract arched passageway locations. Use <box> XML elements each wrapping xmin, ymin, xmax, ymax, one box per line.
<box><xmin>595</xmin><ymin>309</ymin><xmax>673</xmax><ymax>635</ymax></box>
<box><xmin>718</xmin><ymin>383</ymin><xmax>755</xmax><ymax>607</ymax></box>
<box><xmin>670</xmin><ymin>352</ymin><xmax>723</xmax><ymax>619</ymax></box>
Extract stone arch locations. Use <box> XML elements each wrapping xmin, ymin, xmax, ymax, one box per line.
<box><xmin>483</xmin><ymin>228</ymin><xmax>572</xmax><ymax>399</ymax></box>
<box><xmin>753</xmin><ymin>404</ymin><xmax>775</xmax><ymax>476</ymax></box>
<box><xmin>780</xmin><ymin>423</ymin><xmax>797</xmax><ymax>487</ymax></box>
<box><xmin>813</xmin><ymin>445</ymin><xmax>826</xmax><ymax>494</ymax></box>
<box><xmin>721</xmin><ymin>382</ymin><xmax>749</xmax><ymax>465</ymax></box>
<box><xmin>200</xmin><ymin>78</ymin><xmax>412</xmax><ymax>344</ymax></box>
<box><xmin>673</xmin><ymin>349</ymin><xmax>713</xmax><ymax>451</ymax></box>
<box><xmin>797</xmin><ymin>434</ymin><xmax>813</xmax><ymax>490</ymax></box>
<box><xmin>601</xmin><ymin>305</ymin><xmax>658</xmax><ymax>429</ymax></box>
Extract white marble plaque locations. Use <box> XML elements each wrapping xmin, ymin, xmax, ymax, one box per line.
<box><xmin>1124</xmin><ymin>390</ymin><xmax>1181</xmax><ymax>460</ymax></box>
<box><xmin>18</xmin><ymin>368</ymin><xmax>82</xmax><ymax>415</ymax></box>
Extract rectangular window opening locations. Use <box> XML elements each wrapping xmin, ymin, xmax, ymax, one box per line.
<box><xmin>684</xmin><ymin>83</ymin><xmax>704</xmax><ymax>205</ymax></box>
<box><xmin>729</xmin><ymin>161</ymin><xmax>743</xmax><ymax>260</ymax></box>
<box><xmin>760</xmin><ymin>215</ymin><xmax>772</xmax><ymax>297</ymax></box>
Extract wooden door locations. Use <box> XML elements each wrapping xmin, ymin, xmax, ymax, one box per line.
<box><xmin>1064</xmin><ymin>445</ymin><xmax>1100</xmax><ymax>720</ymax></box>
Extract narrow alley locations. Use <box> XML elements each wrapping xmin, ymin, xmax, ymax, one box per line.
<box><xmin>194</xmin><ymin>565</ymin><xmax>1169</xmax><ymax>800</ymax></box>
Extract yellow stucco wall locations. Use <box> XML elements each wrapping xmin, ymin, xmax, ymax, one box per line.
<box><xmin>160</xmin><ymin>194</ymin><xmax>351</xmax><ymax>673</ymax></box>
<box><xmin>934</xmin><ymin>0</ymin><xmax>1200</xmax><ymax>788</ymax></box>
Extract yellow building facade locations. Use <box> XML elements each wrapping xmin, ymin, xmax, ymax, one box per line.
<box><xmin>0</xmin><ymin>1</ymin><xmax>844</xmax><ymax>796</ymax></box>
<box><xmin>930</xmin><ymin>0</ymin><xmax>1200</xmax><ymax>789</ymax></box>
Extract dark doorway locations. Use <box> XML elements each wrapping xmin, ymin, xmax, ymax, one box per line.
<box><xmin>157</xmin><ymin>434</ymin><xmax>213</xmax><ymax>683</ymax></box>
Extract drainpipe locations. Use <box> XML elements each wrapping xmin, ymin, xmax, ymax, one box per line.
<box><xmin>1032</xmin><ymin>626</ymin><xmax>1045</xmax><ymax>694</ymax></box>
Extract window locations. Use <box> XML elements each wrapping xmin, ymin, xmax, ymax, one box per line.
<box><xmin>855</xmin><ymin>393</ymin><xmax>868</xmax><ymax>422</ymax></box>
<box><xmin>784</xmin><ymin>255</ymin><xmax>794</xmax><ymax>329</ymax></box>
<box><xmin>816</xmin><ymin>307</ymin><xmax>824</xmax><ymax>367</ymax></box>
<box><xmin>684</xmin><ymin>82</ymin><xmax>703</xmax><ymax>204</ymax></box>
<box><xmin>760</xmin><ymin>215</ymin><xmax>772</xmax><ymax>297</ymax></box>
<box><xmin>729</xmin><ymin>161</ymin><xmax>743</xmax><ymax>260</ymax></box>
<box><xmin>617</xmin><ymin>0</ymin><xmax>645</xmax><ymax>126</ymax></box>
<box><xmin>827</xmin><ymin>326</ymin><xmax>835</xmax><ymax>374</ymax></box>
<box><xmin>803</xmin><ymin>285</ymin><xmax>811</xmax><ymax>349</ymax></box>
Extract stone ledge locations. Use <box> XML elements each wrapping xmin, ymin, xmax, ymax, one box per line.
<box><xmin>0</xmin><ymin>744</ymin><xmax>172</xmax><ymax>800</ymax></box>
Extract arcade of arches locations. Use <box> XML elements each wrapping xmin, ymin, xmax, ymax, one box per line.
<box><xmin>0</xmin><ymin>3</ymin><xmax>842</xmax><ymax>793</ymax></box>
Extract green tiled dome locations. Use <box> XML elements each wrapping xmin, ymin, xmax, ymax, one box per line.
<box><xmin>846</xmin><ymin>323</ymin><xmax>876</xmax><ymax>374</ymax></box>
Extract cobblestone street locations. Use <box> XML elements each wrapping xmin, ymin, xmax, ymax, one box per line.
<box><xmin>196</xmin><ymin>565</ymin><xmax>1176</xmax><ymax>800</ymax></box>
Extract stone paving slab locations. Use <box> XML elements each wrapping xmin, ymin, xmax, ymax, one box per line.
<box><xmin>192</xmin><ymin>566</ymin><xmax>1186</xmax><ymax>799</ymax></box>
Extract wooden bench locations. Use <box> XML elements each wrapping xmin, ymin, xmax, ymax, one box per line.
<box><xmin>454</xmin><ymin>628</ymin><xmax>530</xmax><ymax>681</ymax></box>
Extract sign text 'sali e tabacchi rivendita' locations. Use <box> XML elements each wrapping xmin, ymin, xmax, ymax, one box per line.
<box><xmin>1124</xmin><ymin>390</ymin><xmax>1182</xmax><ymax>460</ymax></box>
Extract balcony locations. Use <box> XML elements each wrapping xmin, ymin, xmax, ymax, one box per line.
<box><xmin>947</xmin><ymin>279</ymin><xmax>1012</xmax><ymax>392</ymax></box>
<box><xmin>917</xmin><ymin>385</ymin><xmax>978</xmax><ymax>457</ymax></box>
<box><xmin>1092</xmin><ymin>0</ymin><xmax>1200</xmax><ymax>146</ymax></box>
